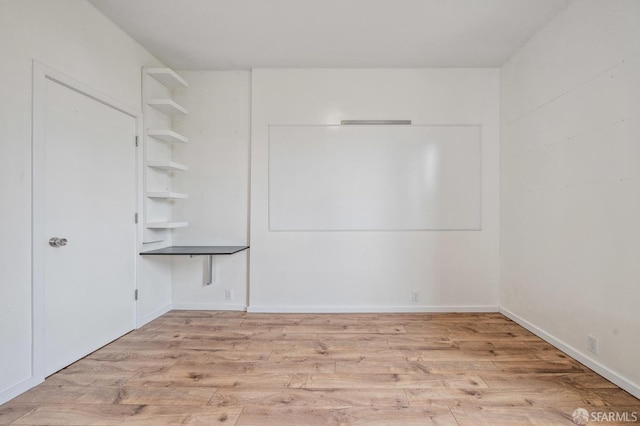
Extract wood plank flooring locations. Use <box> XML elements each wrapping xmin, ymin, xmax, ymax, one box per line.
<box><xmin>1</xmin><ymin>311</ymin><xmax>638</xmax><ymax>425</ymax></box>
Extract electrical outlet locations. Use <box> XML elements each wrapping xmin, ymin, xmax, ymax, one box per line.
<box><xmin>225</xmin><ymin>290</ymin><xmax>233</xmax><ymax>301</ymax></box>
<box><xmin>587</xmin><ymin>335</ymin><xmax>598</xmax><ymax>355</ymax></box>
<box><xmin>411</xmin><ymin>291</ymin><xmax>419</xmax><ymax>303</ymax></box>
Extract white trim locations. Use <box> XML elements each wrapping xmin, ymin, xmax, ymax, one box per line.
<box><xmin>135</xmin><ymin>92</ymin><xmax>145</xmax><ymax>329</ymax></box>
<box><xmin>0</xmin><ymin>377</ymin><xmax>41</xmax><ymax>406</ymax></box>
<box><xmin>31</xmin><ymin>61</ymin><xmax>47</xmax><ymax>384</ymax></box>
<box><xmin>247</xmin><ymin>305</ymin><xmax>499</xmax><ymax>314</ymax></box>
<box><xmin>172</xmin><ymin>303</ymin><xmax>247</xmax><ymax>311</ymax></box>
<box><xmin>31</xmin><ymin>61</ymin><xmax>140</xmax><ymax>386</ymax></box>
<box><xmin>500</xmin><ymin>307</ymin><xmax>640</xmax><ymax>399</ymax></box>
<box><xmin>38</xmin><ymin>65</ymin><xmax>139</xmax><ymax>118</ymax></box>
<box><xmin>137</xmin><ymin>304</ymin><xmax>173</xmax><ymax>328</ymax></box>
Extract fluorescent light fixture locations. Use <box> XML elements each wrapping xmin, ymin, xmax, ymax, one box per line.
<box><xmin>341</xmin><ymin>120</ymin><xmax>411</xmax><ymax>125</ymax></box>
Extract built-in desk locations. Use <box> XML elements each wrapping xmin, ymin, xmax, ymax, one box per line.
<box><xmin>140</xmin><ymin>246</ymin><xmax>249</xmax><ymax>256</ymax></box>
<box><xmin>140</xmin><ymin>246</ymin><xmax>249</xmax><ymax>285</ymax></box>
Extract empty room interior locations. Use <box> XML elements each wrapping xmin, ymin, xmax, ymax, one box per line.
<box><xmin>1</xmin><ymin>0</ymin><xmax>639</xmax><ymax>424</ymax></box>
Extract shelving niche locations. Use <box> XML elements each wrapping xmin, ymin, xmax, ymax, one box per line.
<box><xmin>142</xmin><ymin>67</ymin><xmax>189</xmax><ymax>239</ymax></box>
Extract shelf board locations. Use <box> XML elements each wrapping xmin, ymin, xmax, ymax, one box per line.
<box><xmin>147</xmin><ymin>99</ymin><xmax>188</xmax><ymax>115</ymax></box>
<box><xmin>146</xmin><ymin>192</ymin><xmax>188</xmax><ymax>199</ymax></box>
<box><xmin>146</xmin><ymin>130</ymin><xmax>187</xmax><ymax>144</ymax></box>
<box><xmin>146</xmin><ymin>221</ymin><xmax>189</xmax><ymax>229</ymax></box>
<box><xmin>146</xmin><ymin>68</ymin><xmax>188</xmax><ymax>88</ymax></box>
<box><xmin>146</xmin><ymin>161</ymin><xmax>188</xmax><ymax>172</ymax></box>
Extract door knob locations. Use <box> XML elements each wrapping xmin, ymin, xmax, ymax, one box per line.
<box><xmin>49</xmin><ymin>237</ymin><xmax>68</xmax><ymax>247</ymax></box>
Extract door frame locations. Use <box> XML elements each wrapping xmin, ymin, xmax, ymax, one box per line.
<box><xmin>31</xmin><ymin>61</ymin><xmax>141</xmax><ymax>382</ymax></box>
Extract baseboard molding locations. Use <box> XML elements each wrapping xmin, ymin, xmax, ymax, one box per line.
<box><xmin>247</xmin><ymin>305</ymin><xmax>499</xmax><ymax>314</ymax></box>
<box><xmin>172</xmin><ymin>303</ymin><xmax>246</xmax><ymax>311</ymax></box>
<box><xmin>500</xmin><ymin>307</ymin><xmax>640</xmax><ymax>399</ymax></box>
<box><xmin>0</xmin><ymin>376</ymin><xmax>41</xmax><ymax>406</ymax></box>
<box><xmin>137</xmin><ymin>303</ymin><xmax>172</xmax><ymax>328</ymax></box>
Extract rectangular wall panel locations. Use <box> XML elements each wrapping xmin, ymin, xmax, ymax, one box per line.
<box><xmin>269</xmin><ymin>125</ymin><xmax>481</xmax><ymax>231</ymax></box>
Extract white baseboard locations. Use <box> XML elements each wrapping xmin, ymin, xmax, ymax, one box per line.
<box><xmin>172</xmin><ymin>303</ymin><xmax>246</xmax><ymax>311</ymax></box>
<box><xmin>137</xmin><ymin>303</ymin><xmax>172</xmax><ymax>328</ymax></box>
<box><xmin>0</xmin><ymin>376</ymin><xmax>41</xmax><ymax>406</ymax></box>
<box><xmin>247</xmin><ymin>305</ymin><xmax>499</xmax><ymax>314</ymax></box>
<box><xmin>500</xmin><ymin>307</ymin><xmax>640</xmax><ymax>399</ymax></box>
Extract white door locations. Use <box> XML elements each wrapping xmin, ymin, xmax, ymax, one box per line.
<box><xmin>42</xmin><ymin>77</ymin><xmax>137</xmax><ymax>376</ymax></box>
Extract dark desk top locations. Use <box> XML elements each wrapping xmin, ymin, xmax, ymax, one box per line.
<box><xmin>140</xmin><ymin>245</ymin><xmax>249</xmax><ymax>256</ymax></box>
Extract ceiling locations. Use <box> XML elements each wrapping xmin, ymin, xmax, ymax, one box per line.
<box><xmin>89</xmin><ymin>0</ymin><xmax>572</xmax><ymax>70</ymax></box>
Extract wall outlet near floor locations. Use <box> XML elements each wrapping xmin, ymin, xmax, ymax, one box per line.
<box><xmin>587</xmin><ymin>335</ymin><xmax>598</xmax><ymax>355</ymax></box>
<box><xmin>411</xmin><ymin>291</ymin><xmax>419</xmax><ymax>303</ymax></box>
<box><xmin>225</xmin><ymin>289</ymin><xmax>233</xmax><ymax>301</ymax></box>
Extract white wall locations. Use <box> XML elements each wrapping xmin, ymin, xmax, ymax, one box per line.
<box><xmin>171</xmin><ymin>72</ymin><xmax>251</xmax><ymax>310</ymax></box>
<box><xmin>0</xmin><ymin>0</ymin><xmax>166</xmax><ymax>404</ymax></box>
<box><xmin>250</xmin><ymin>69</ymin><xmax>500</xmax><ymax>312</ymax></box>
<box><xmin>501</xmin><ymin>0</ymin><xmax>640</xmax><ymax>397</ymax></box>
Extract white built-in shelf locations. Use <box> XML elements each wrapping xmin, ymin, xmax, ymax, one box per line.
<box><xmin>146</xmin><ymin>161</ymin><xmax>188</xmax><ymax>172</ymax></box>
<box><xmin>146</xmin><ymin>68</ymin><xmax>188</xmax><ymax>88</ymax></box>
<box><xmin>146</xmin><ymin>221</ymin><xmax>189</xmax><ymax>229</ymax></box>
<box><xmin>146</xmin><ymin>192</ymin><xmax>189</xmax><ymax>199</ymax></box>
<box><xmin>142</xmin><ymin>66</ymin><xmax>189</xmax><ymax>235</ymax></box>
<box><xmin>147</xmin><ymin>99</ymin><xmax>188</xmax><ymax>115</ymax></box>
<box><xmin>146</xmin><ymin>129</ymin><xmax>187</xmax><ymax>144</ymax></box>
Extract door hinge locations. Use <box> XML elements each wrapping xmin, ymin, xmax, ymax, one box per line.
<box><xmin>134</xmin><ymin>289</ymin><xmax>139</xmax><ymax>301</ymax></box>
<box><xmin>134</xmin><ymin>212</ymin><xmax>138</xmax><ymax>224</ymax></box>
<box><xmin>135</xmin><ymin>136</ymin><xmax>139</xmax><ymax>147</ymax></box>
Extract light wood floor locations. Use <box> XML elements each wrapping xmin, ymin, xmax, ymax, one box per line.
<box><xmin>1</xmin><ymin>311</ymin><xmax>638</xmax><ymax>425</ymax></box>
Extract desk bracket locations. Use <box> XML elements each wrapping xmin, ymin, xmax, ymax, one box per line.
<box><xmin>189</xmin><ymin>254</ymin><xmax>214</xmax><ymax>286</ymax></box>
<box><xmin>205</xmin><ymin>255</ymin><xmax>214</xmax><ymax>286</ymax></box>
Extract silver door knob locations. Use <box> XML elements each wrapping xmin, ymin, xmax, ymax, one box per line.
<box><xmin>49</xmin><ymin>237</ymin><xmax>68</xmax><ymax>247</ymax></box>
